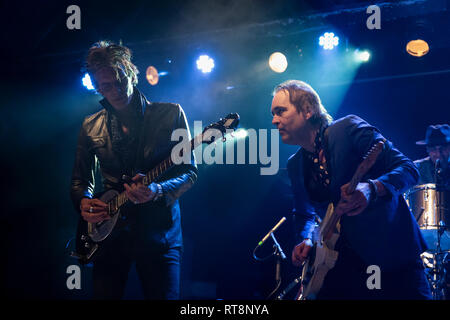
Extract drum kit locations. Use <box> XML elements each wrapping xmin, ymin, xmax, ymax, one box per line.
<box><xmin>405</xmin><ymin>183</ymin><xmax>449</xmax><ymax>300</ymax></box>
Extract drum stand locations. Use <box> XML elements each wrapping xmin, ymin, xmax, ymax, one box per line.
<box><xmin>420</xmin><ymin>167</ymin><xmax>449</xmax><ymax>300</ymax></box>
<box><xmin>422</xmin><ymin>187</ymin><xmax>449</xmax><ymax>300</ymax></box>
<box><xmin>422</xmin><ymin>249</ymin><xmax>448</xmax><ymax>300</ymax></box>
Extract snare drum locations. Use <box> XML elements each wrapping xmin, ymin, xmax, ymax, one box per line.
<box><xmin>405</xmin><ymin>183</ymin><xmax>450</xmax><ymax>251</ymax></box>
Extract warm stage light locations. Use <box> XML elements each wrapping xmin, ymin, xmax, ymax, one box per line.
<box><xmin>319</xmin><ymin>32</ymin><xmax>339</xmax><ymax>50</ymax></box>
<box><xmin>82</xmin><ymin>73</ymin><xmax>94</xmax><ymax>90</ymax></box>
<box><xmin>196</xmin><ymin>55</ymin><xmax>215</xmax><ymax>73</ymax></box>
<box><xmin>406</xmin><ymin>39</ymin><xmax>429</xmax><ymax>57</ymax></box>
<box><xmin>146</xmin><ymin>66</ymin><xmax>159</xmax><ymax>85</ymax></box>
<box><xmin>269</xmin><ymin>52</ymin><xmax>288</xmax><ymax>73</ymax></box>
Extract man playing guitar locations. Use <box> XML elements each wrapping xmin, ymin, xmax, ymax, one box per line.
<box><xmin>270</xmin><ymin>80</ymin><xmax>431</xmax><ymax>299</ymax></box>
<box><xmin>70</xmin><ymin>41</ymin><xmax>197</xmax><ymax>299</ymax></box>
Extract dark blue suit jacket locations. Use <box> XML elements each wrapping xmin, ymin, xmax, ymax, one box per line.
<box><xmin>287</xmin><ymin>115</ymin><xmax>427</xmax><ymax>270</ymax></box>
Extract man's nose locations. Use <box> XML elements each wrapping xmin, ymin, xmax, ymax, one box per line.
<box><xmin>272</xmin><ymin>116</ymin><xmax>279</xmax><ymax>126</ymax></box>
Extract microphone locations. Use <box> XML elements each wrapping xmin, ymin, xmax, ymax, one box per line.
<box><xmin>258</xmin><ymin>217</ymin><xmax>286</xmax><ymax>246</ymax></box>
<box><xmin>435</xmin><ymin>159</ymin><xmax>444</xmax><ymax>189</ymax></box>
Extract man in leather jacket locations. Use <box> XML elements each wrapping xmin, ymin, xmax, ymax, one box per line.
<box><xmin>70</xmin><ymin>41</ymin><xmax>197</xmax><ymax>299</ymax></box>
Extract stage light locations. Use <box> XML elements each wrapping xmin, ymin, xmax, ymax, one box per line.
<box><xmin>82</xmin><ymin>73</ymin><xmax>94</xmax><ymax>90</ymax></box>
<box><xmin>146</xmin><ymin>66</ymin><xmax>159</xmax><ymax>86</ymax></box>
<box><xmin>319</xmin><ymin>32</ymin><xmax>339</xmax><ymax>50</ymax></box>
<box><xmin>233</xmin><ymin>129</ymin><xmax>248</xmax><ymax>139</ymax></box>
<box><xmin>406</xmin><ymin>39</ymin><xmax>429</xmax><ymax>57</ymax></box>
<box><xmin>196</xmin><ymin>55</ymin><xmax>215</xmax><ymax>73</ymax></box>
<box><xmin>354</xmin><ymin>50</ymin><xmax>371</xmax><ymax>62</ymax></box>
<box><xmin>269</xmin><ymin>52</ymin><xmax>288</xmax><ymax>73</ymax></box>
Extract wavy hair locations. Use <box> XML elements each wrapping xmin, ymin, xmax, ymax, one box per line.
<box><xmin>85</xmin><ymin>41</ymin><xmax>139</xmax><ymax>89</ymax></box>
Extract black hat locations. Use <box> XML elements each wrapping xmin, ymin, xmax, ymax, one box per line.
<box><xmin>416</xmin><ymin>124</ymin><xmax>450</xmax><ymax>146</ymax></box>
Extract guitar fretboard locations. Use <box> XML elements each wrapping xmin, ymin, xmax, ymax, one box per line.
<box><xmin>320</xmin><ymin>139</ymin><xmax>385</xmax><ymax>240</ymax></box>
<box><xmin>107</xmin><ymin>133</ymin><xmax>204</xmax><ymax>215</ymax></box>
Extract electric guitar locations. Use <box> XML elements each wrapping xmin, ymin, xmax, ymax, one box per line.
<box><xmin>71</xmin><ymin>113</ymin><xmax>240</xmax><ymax>264</ymax></box>
<box><xmin>296</xmin><ymin>139</ymin><xmax>386</xmax><ymax>300</ymax></box>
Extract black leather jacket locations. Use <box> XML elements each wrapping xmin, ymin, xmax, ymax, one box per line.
<box><xmin>70</xmin><ymin>89</ymin><xmax>197</xmax><ymax>250</ymax></box>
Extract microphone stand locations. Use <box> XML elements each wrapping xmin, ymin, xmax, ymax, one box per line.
<box><xmin>252</xmin><ymin>217</ymin><xmax>288</xmax><ymax>299</ymax></box>
<box><xmin>429</xmin><ymin>159</ymin><xmax>448</xmax><ymax>299</ymax></box>
<box><xmin>435</xmin><ymin>160</ymin><xmax>444</xmax><ymax>252</ymax></box>
<box><xmin>266</xmin><ymin>233</ymin><xmax>286</xmax><ymax>300</ymax></box>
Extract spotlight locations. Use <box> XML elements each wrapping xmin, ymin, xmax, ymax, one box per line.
<box><xmin>82</xmin><ymin>73</ymin><xmax>94</xmax><ymax>90</ymax></box>
<box><xmin>196</xmin><ymin>55</ymin><xmax>215</xmax><ymax>73</ymax></box>
<box><xmin>146</xmin><ymin>66</ymin><xmax>159</xmax><ymax>86</ymax></box>
<box><xmin>406</xmin><ymin>39</ymin><xmax>429</xmax><ymax>57</ymax></box>
<box><xmin>319</xmin><ymin>32</ymin><xmax>339</xmax><ymax>50</ymax></box>
<box><xmin>354</xmin><ymin>50</ymin><xmax>371</xmax><ymax>62</ymax></box>
<box><xmin>269</xmin><ymin>52</ymin><xmax>288</xmax><ymax>73</ymax></box>
<box><xmin>233</xmin><ymin>129</ymin><xmax>248</xmax><ymax>139</ymax></box>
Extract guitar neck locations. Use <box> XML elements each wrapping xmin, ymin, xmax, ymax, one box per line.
<box><xmin>321</xmin><ymin>139</ymin><xmax>385</xmax><ymax>240</ymax></box>
<box><xmin>110</xmin><ymin>133</ymin><xmax>203</xmax><ymax>211</ymax></box>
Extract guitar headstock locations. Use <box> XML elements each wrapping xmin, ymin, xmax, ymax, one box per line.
<box><xmin>346</xmin><ymin>138</ymin><xmax>386</xmax><ymax>193</ymax></box>
<box><xmin>363</xmin><ymin>138</ymin><xmax>386</xmax><ymax>166</ymax></box>
<box><xmin>202</xmin><ymin>113</ymin><xmax>240</xmax><ymax>144</ymax></box>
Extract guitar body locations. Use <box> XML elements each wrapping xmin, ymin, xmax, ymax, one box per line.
<box><xmin>296</xmin><ymin>203</ymin><xmax>340</xmax><ymax>300</ymax></box>
<box><xmin>74</xmin><ymin>189</ymin><xmax>121</xmax><ymax>264</ymax></box>
<box><xmin>298</xmin><ymin>234</ymin><xmax>339</xmax><ymax>300</ymax></box>
<box><xmin>296</xmin><ymin>139</ymin><xmax>386</xmax><ymax>299</ymax></box>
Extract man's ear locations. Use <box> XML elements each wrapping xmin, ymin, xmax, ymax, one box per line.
<box><xmin>303</xmin><ymin>105</ymin><xmax>313</xmax><ymax>120</ymax></box>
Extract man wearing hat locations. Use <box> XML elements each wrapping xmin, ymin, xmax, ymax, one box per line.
<box><xmin>415</xmin><ymin>124</ymin><xmax>450</xmax><ymax>189</ymax></box>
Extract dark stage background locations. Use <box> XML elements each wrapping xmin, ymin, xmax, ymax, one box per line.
<box><xmin>1</xmin><ymin>0</ymin><xmax>449</xmax><ymax>299</ymax></box>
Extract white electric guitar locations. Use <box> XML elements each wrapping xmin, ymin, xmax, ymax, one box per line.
<box><xmin>296</xmin><ymin>139</ymin><xmax>385</xmax><ymax>300</ymax></box>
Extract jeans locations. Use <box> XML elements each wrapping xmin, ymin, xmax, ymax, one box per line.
<box><xmin>92</xmin><ymin>230</ymin><xmax>181</xmax><ymax>300</ymax></box>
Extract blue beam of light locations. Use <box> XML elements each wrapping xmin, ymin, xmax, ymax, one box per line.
<box><xmin>82</xmin><ymin>73</ymin><xmax>94</xmax><ymax>90</ymax></box>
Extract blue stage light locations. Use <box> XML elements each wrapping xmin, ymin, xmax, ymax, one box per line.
<box><xmin>82</xmin><ymin>73</ymin><xmax>94</xmax><ymax>90</ymax></box>
<box><xmin>355</xmin><ymin>50</ymin><xmax>371</xmax><ymax>62</ymax></box>
<box><xmin>234</xmin><ymin>128</ymin><xmax>248</xmax><ymax>139</ymax></box>
<box><xmin>319</xmin><ymin>32</ymin><xmax>339</xmax><ymax>50</ymax></box>
<box><xmin>196</xmin><ymin>55</ymin><xmax>215</xmax><ymax>73</ymax></box>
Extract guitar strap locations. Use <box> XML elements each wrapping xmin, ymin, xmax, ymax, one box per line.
<box><xmin>321</xmin><ymin>125</ymin><xmax>330</xmax><ymax>168</ymax></box>
<box><xmin>320</xmin><ymin>124</ymin><xmax>341</xmax><ymax>234</ymax></box>
<box><xmin>133</xmin><ymin>97</ymin><xmax>151</xmax><ymax>176</ymax></box>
